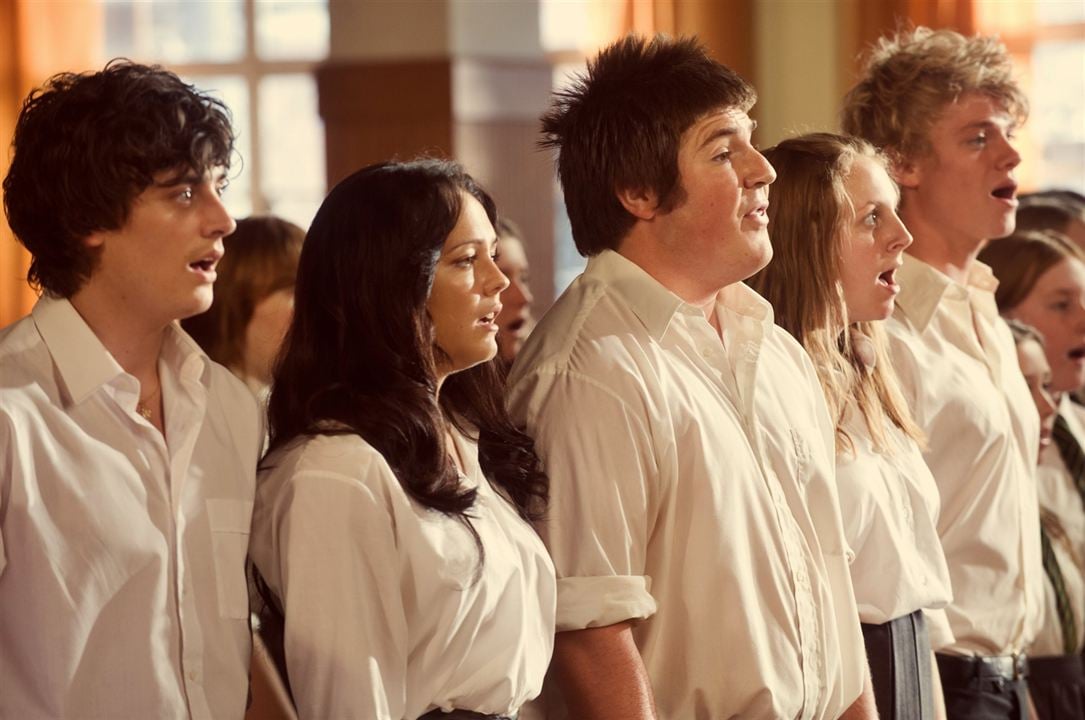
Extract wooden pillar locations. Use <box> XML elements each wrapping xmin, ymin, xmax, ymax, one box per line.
<box><xmin>317</xmin><ymin>0</ymin><xmax>557</xmax><ymax>307</ymax></box>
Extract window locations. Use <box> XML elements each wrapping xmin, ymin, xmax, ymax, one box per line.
<box><xmin>100</xmin><ymin>0</ymin><xmax>329</xmax><ymax>229</ymax></box>
<box><xmin>977</xmin><ymin>2</ymin><xmax>1085</xmax><ymax>195</ymax></box>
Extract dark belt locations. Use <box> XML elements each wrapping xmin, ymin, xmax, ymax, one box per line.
<box><xmin>936</xmin><ymin>652</ymin><xmax>1030</xmax><ymax>684</ymax></box>
<box><xmin>1028</xmin><ymin>653</ymin><xmax>1085</xmax><ymax>684</ymax></box>
<box><xmin>418</xmin><ymin>710</ymin><xmax>512</xmax><ymax>720</ymax></box>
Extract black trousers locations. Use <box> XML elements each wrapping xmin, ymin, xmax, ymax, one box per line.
<box><xmin>937</xmin><ymin>652</ymin><xmax>1030</xmax><ymax>720</ymax></box>
<box><xmin>418</xmin><ymin>711</ymin><xmax>511</xmax><ymax>720</ymax></box>
<box><xmin>862</xmin><ymin>610</ymin><xmax>934</xmax><ymax>720</ymax></box>
<box><xmin>1029</xmin><ymin>654</ymin><xmax>1085</xmax><ymax>720</ymax></box>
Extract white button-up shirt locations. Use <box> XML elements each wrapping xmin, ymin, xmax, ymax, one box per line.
<box><xmin>0</xmin><ymin>296</ymin><xmax>262</xmax><ymax>719</ymax></box>
<box><xmin>1031</xmin><ymin>395</ymin><xmax>1085</xmax><ymax>656</ymax></box>
<box><xmin>886</xmin><ymin>255</ymin><xmax>1043</xmax><ymax>657</ymax></box>
<box><xmin>836</xmin><ymin>407</ymin><xmax>954</xmax><ymax>645</ymax></box>
<box><xmin>509</xmin><ymin>250</ymin><xmax>865</xmax><ymax>720</ymax></box>
<box><xmin>249</xmin><ymin>428</ymin><xmax>556</xmax><ymax>720</ymax></box>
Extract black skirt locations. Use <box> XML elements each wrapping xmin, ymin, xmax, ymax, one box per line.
<box><xmin>862</xmin><ymin>609</ymin><xmax>934</xmax><ymax>720</ymax></box>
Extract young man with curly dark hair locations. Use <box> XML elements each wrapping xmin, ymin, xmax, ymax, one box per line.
<box><xmin>0</xmin><ymin>61</ymin><xmax>262</xmax><ymax>718</ymax></box>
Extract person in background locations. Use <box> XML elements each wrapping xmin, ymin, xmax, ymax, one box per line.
<box><xmin>980</xmin><ymin>231</ymin><xmax>1085</xmax><ymax>718</ymax></box>
<box><xmin>182</xmin><ymin>215</ymin><xmax>304</xmax><ymax>403</ymax></box>
<box><xmin>493</xmin><ymin>217</ymin><xmax>535</xmax><ymax>364</ymax></box>
<box><xmin>510</xmin><ymin>34</ymin><xmax>872</xmax><ymax>719</ymax></box>
<box><xmin>180</xmin><ymin>214</ymin><xmax>303</xmax><ymax>720</ymax></box>
<box><xmin>248</xmin><ymin>159</ymin><xmax>555</xmax><ymax>720</ymax></box>
<box><xmin>1004</xmin><ymin>320</ymin><xmax>1057</xmax><ymax>457</ymax></box>
<box><xmin>1017</xmin><ymin>193</ymin><xmax>1085</xmax><ymax>254</ymax></box>
<box><xmin>843</xmin><ymin>27</ymin><xmax>1043</xmax><ymax>720</ymax></box>
<box><xmin>0</xmin><ymin>61</ymin><xmax>261</xmax><ymax>718</ymax></box>
<box><xmin>750</xmin><ymin>132</ymin><xmax>953</xmax><ymax>720</ymax></box>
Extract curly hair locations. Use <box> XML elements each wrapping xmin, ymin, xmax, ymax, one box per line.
<box><xmin>748</xmin><ymin>133</ymin><xmax>923</xmax><ymax>455</ymax></box>
<box><xmin>540</xmin><ymin>34</ymin><xmax>755</xmax><ymax>256</ymax></box>
<box><xmin>841</xmin><ymin>27</ymin><xmax>1027</xmax><ymax>162</ymax></box>
<box><xmin>267</xmin><ymin>159</ymin><xmax>548</xmax><ymax>542</ymax></box>
<box><xmin>3</xmin><ymin>59</ymin><xmax>235</xmax><ymax>297</ymax></box>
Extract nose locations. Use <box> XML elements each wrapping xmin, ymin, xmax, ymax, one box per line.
<box><xmin>202</xmin><ymin>184</ymin><xmax>236</xmax><ymax>238</ymax></box>
<box><xmin>996</xmin><ymin>131</ymin><xmax>1021</xmax><ymax>172</ymax></box>
<box><xmin>485</xmin><ymin>256</ymin><xmax>510</xmax><ymax>297</ymax></box>
<box><xmin>745</xmin><ymin>149</ymin><xmax>777</xmax><ymax>189</ymax></box>
<box><xmin>887</xmin><ymin>211</ymin><xmax>914</xmax><ymax>253</ymax></box>
<box><xmin>515</xmin><ymin>277</ymin><xmax>534</xmax><ymax>306</ymax></box>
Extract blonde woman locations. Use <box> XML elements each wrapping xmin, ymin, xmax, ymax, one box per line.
<box><xmin>750</xmin><ymin>133</ymin><xmax>952</xmax><ymax>720</ymax></box>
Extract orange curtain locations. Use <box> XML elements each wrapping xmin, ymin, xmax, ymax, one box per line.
<box><xmin>0</xmin><ymin>0</ymin><xmax>102</xmax><ymax>327</ymax></box>
<box><xmin>624</xmin><ymin>0</ymin><xmax>756</xmax><ymax>86</ymax></box>
<box><xmin>856</xmin><ymin>0</ymin><xmax>975</xmax><ymax>58</ymax></box>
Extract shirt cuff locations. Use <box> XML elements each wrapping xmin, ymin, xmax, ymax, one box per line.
<box><xmin>923</xmin><ymin>608</ymin><xmax>955</xmax><ymax>651</ymax></box>
<box><xmin>556</xmin><ymin>575</ymin><xmax>657</xmax><ymax>631</ymax></box>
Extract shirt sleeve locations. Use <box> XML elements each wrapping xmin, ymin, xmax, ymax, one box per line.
<box><xmin>514</xmin><ymin>369</ymin><xmax>660</xmax><ymax>631</ymax></box>
<box><xmin>273</xmin><ymin>463</ymin><xmax>408</xmax><ymax>720</ymax></box>
<box><xmin>923</xmin><ymin>608</ymin><xmax>955</xmax><ymax>651</ymax></box>
<box><xmin>0</xmin><ymin>414</ymin><xmax>9</xmax><ymax>577</ymax></box>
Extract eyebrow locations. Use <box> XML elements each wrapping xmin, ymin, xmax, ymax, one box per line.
<box><xmin>447</xmin><ymin>237</ymin><xmax>496</xmax><ymax>252</ymax></box>
<box><xmin>959</xmin><ymin>118</ymin><xmax>1015</xmax><ymax>132</ymax></box>
<box><xmin>699</xmin><ymin>119</ymin><xmax>757</xmax><ymax>149</ymax></box>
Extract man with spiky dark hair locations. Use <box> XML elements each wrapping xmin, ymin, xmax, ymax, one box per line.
<box><xmin>0</xmin><ymin>61</ymin><xmax>261</xmax><ymax>718</ymax></box>
<box><xmin>509</xmin><ymin>35</ymin><xmax>874</xmax><ymax>719</ymax></box>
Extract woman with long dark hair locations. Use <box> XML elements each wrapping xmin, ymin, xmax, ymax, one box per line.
<box><xmin>249</xmin><ymin>159</ymin><xmax>555</xmax><ymax>720</ymax></box>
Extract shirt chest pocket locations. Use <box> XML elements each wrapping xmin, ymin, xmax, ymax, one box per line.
<box><xmin>207</xmin><ymin>498</ymin><xmax>254</xmax><ymax>619</ymax></box>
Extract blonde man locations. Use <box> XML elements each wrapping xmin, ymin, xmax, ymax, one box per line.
<box><xmin>843</xmin><ymin>27</ymin><xmax>1043</xmax><ymax>720</ymax></box>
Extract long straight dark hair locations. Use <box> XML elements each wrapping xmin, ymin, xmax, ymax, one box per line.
<box><xmin>266</xmin><ymin>158</ymin><xmax>548</xmax><ymax>528</ymax></box>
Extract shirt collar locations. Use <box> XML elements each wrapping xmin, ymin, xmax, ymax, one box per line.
<box><xmin>32</xmin><ymin>295</ymin><xmax>126</xmax><ymax>405</ymax></box>
<box><xmin>894</xmin><ymin>254</ymin><xmax>1001</xmax><ymax>331</ymax></box>
<box><xmin>585</xmin><ymin>249</ymin><xmax>776</xmax><ymax>340</ymax></box>
<box><xmin>586</xmin><ymin>250</ymin><xmax>685</xmax><ymax>341</ymax></box>
<box><xmin>32</xmin><ymin>295</ymin><xmax>211</xmax><ymax>405</ymax></box>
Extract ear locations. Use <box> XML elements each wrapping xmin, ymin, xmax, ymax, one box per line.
<box><xmin>616</xmin><ymin>186</ymin><xmax>660</xmax><ymax>221</ymax></box>
<box><xmin>890</xmin><ymin>155</ymin><xmax>921</xmax><ymax>190</ymax></box>
<box><xmin>82</xmin><ymin>230</ymin><xmax>107</xmax><ymax>249</ymax></box>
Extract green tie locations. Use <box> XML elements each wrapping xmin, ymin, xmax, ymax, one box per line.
<box><xmin>1052</xmin><ymin>413</ymin><xmax>1085</xmax><ymax>505</ymax></box>
<box><xmin>1040</xmin><ymin>515</ymin><xmax>1078</xmax><ymax>655</ymax></box>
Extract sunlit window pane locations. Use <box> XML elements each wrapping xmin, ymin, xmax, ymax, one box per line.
<box><xmin>103</xmin><ymin>0</ymin><xmax>244</xmax><ymax>64</ymax></box>
<box><xmin>255</xmin><ymin>0</ymin><xmax>329</xmax><ymax>61</ymax></box>
<box><xmin>1032</xmin><ymin>40</ymin><xmax>1085</xmax><ymax>193</ymax></box>
<box><xmin>184</xmin><ymin>74</ymin><xmax>254</xmax><ymax>220</ymax></box>
<box><xmin>1035</xmin><ymin>1</ymin><xmax>1085</xmax><ymax>25</ymax></box>
<box><xmin>259</xmin><ymin>74</ymin><xmax>325</xmax><ymax>229</ymax></box>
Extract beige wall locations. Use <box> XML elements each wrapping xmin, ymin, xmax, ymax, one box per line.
<box><xmin>754</xmin><ymin>0</ymin><xmax>848</xmax><ymax>146</ymax></box>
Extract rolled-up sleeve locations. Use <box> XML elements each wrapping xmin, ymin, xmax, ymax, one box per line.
<box><xmin>512</xmin><ymin>369</ymin><xmax>660</xmax><ymax>631</ymax></box>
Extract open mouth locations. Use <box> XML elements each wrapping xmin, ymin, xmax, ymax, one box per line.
<box><xmin>478</xmin><ymin>304</ymin><xmax>502</xmax><ymax>328</ymax></box>
<box><xmin>991</xmin><ymin>183</ymin><xmax>1018</xmax><ymax>202</ymax></box>
<box><xmin>189</xmin><ymin>258</ymin><xmax>216</xmax><ymax>272</ymax></box>
<box><xmin>876</xmin><ymin>266</ymin><xmax>899</xmax><ymax>290</ymax></box>
<box><xmin>1068</xmin><ymin>346</ymin><xmax>1085</xmax><ymax>363</ymax></box>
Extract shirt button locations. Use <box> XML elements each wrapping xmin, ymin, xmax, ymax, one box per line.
<box><xmin>187</xmin><ymin>669</ymin><xmax>200</xmax><ymax>683</ymax></box>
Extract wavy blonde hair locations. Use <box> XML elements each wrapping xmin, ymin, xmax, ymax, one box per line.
<box><xmin>749</xmin><ymin>133</ymin><xmax>923</xmax><ymax>454</ymax></box>
<box><xmin>841</xmin><ymin>26</ymin><xmax>1027</xmax><ymax>162</ymax></box>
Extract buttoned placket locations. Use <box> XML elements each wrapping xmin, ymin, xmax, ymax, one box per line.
<box><xmin>688</xmin><ymin>308</ymin><xmax>824</xmax><ymax>718</ymax></box>
<box><xmin>167</xmin><ymin>355</ymin><xmax>214</xmax><ymax>719</ymax></box>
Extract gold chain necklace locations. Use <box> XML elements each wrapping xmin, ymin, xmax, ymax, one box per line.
<box><xmin>137</xmin><ymin>384</ymin><xmax>161</xmax><ymax>421</ymax></box>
